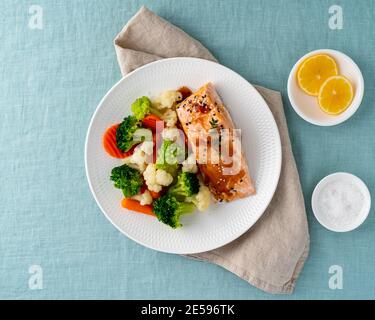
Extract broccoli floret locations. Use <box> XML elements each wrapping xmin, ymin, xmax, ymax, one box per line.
<box><xmin>116</xmin><ymin>115</ymin><xmax>141</xmax><ymax>152</ymax></box>
<box><xmin>155</xmin><ymin>139</ymin><xmax>184</xmax><ymax>176</ymax></box>
<box><xmin>110</xmin><ymin>164</ymin><xmax>143</xmax><ymax>197</ymax></box>
<box><xmin>168</xmin><ymin>172</ymin><xmax>200</xmax><ymax>201</ymax></box>
<box><xmin>131</xmin><ymin>96</ymin><xmax>163</xmax><ymax>120</ymax></box>
<box><xmin>153</xmin><ymin>194</ymin><xmax>196</xmax><ymax>229</ymax></box>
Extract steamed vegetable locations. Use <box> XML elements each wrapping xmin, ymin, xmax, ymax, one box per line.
<box><xmin>153</xmin><ymin>194</ymin><xmax>195</xmax><ymax>229</ymax></box>
<box><xmin>132</xmin><ymin>189</ymin><xmax>153</xmax><ymax>206</ymax></box>
<box><xmin>110</xmin><ymin>164</ymin><xmax>143</xmax><ymax>197</ymax></box>
<box><xmin>103</xmin><ymin>124</ymin><xmax>134</xmax><ymax>158</ymax></box>
<box><xmin>149</xmin><ymin>190</ymin><xmax>161</xmax><ymax>199</ymax></box>
<box><xmin>104</xmin><ymin>89</ymin><xmax>215</xmax><ymax>226</ymax></box>
<box><xmin>142</xmin><ymin>114</ymin><xmax>164</xmax><ymax>130</ymax></box>
<box><xmin>131</xmin><ymin>96</ymin><xmax>163</xmax><ymax>120</ymax></box>
<box><xmin>116</xmin><ymin>115</ymin><xmax>141</xmax><ymax>152</ymax></box>
<box><xmin>187</xmin><ymin>182</ymin><xmax>212</xmax><ymax>212</ymax></box>
<box><xmin>181</xmin><ymin>153</ymin><xmax>198</xmax><ymax>173</ymax></box>
<box><xmin>153</xmin><ymin>90</ymin><xmax>182</xmax><ymax>109</ymax></box>
<box><xmin>161</xmin><ymin>109</ymin><xmax>178</xmax><ymax>127</ymax></box>
<box><xmin>155</xmin><ymin>139</ymin><xmax>184</xmax><ymax>176</ymax></box>
<box><xmin>168</xmin><ymin>172</ymin><xmax>200</xmax><ymax>201</ymax></box>
<box><xmin>121</xmin><ymin>198</ymin><xmax>155</xmax><ymax>216</ymax></box>
<box><xmin>143</xmin><ymin>164</ymin><xmax>173</xmax><ymax>193</ymax></box>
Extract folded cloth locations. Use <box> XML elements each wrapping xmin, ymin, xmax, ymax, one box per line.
<box><xmin>114</xmin><ymin>6</ymin><xmax>310</xmax><ymax>294</ymax></box>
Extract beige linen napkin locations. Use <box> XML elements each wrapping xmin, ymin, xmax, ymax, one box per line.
<box><xmin>114</xmin><ymin>6</ymin><xmax>310</xmax><ymax>294</ymax></box>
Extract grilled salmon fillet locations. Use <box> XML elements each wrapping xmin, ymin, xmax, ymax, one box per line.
<box><xmin>176</xmin><ymin>83</ymin><xmax>255</xmax><ymax>202</ymax></box>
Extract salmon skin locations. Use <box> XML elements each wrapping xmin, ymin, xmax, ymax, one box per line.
<box><xmin>176</xmin><ymin>83</ymin><xmax>255</xmax><ymax>202</ymax></box>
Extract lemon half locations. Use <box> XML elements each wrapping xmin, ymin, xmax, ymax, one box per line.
<box><xmin>297</xmin><ymin>54</ymin><xmax>338</xmax><ymax>96</ymax></box>
<box><xmin>318</xmin><ymin>75</ymin><xmax>354</xmax><ymax>115</ymax></box>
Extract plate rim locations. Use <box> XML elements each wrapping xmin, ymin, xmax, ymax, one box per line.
<box><xmin>85</xmin><ymin>57</ymin><xmax>282</xmax><ymax>254</ymax></box>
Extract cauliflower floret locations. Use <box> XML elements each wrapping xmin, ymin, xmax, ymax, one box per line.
<box><xmin>151</xmin><ymin>90</ymin><xmax>181</xmax><ymax>127</ymax></box>
<box><xmin>153</xmin><ymin>90</ymin><xmax>182</xmax><ymax>109</ymax></box>
<box><xmin>132</xmin><ymin>190</ymin><xmax>153</xmax><ymax>206</ymax></box>
<box><xmin>161</xmin><ymin>109</ymin><xmax>178</xmax><ymax>128</ymax></box>
<box><xmin>143</xmin><ymin>164</ymin><xmax>161</xmax><ymax>192</ymax></box>
<box><xmin>155</xmin><ymin>169</ymin><xmax>173</xmax><ymax>186</ymax></box>
<box><xmin>123</xmin><ymin>141</ymin><xmax>152</xmax><ymax>173</ymax></box>
<box><xmin>162</xmin><ymin>127</ymin><xmax>182</xmax><ymax>142</ymax></box>
<box><xmin>194</xmin><ymin>182</ymin><xmax>211</xmax><ymax>212</ymax></box>
<box><xmin>140</xmin><ymin>140</ymin><xmax>154</xmax><ymax>155</ymax></box>
<box><xmin>182</xmin><ymin>153</ymin><xmax>198</xmax><ymax>174</ymax></box>
<box><xmin>143</xmin><ymin>164</ymin><xmax>174</xmax><ymax>192</ymax></box>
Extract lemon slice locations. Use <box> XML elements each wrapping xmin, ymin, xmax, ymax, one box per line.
<box><xmin>318</xmin><ymin>75</ymin><xmax>354</xmax><ymax>115</ymax></box>
<box><xmin>297</xmin><ymin>54</ymin><xmax>338</xmax><ymax>96</ymax></box>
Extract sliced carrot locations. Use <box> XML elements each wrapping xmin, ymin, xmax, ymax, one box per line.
<box><xmin>142</xmin><ymin>114</ymin><xmax>164</xmax><ymax>131</ymax></box>
<box><xmin>103</xmin><ymin>124</ymin><xmax>135</xmax><ymax>158</ymax></box>
<box><xmin>149</xmin><ymin>190</ymin><xmax>161</xmax><ymax>199</ymax></box>
<box><xmin>103</xmin><ymin>124</ymin><xmax>122</xmax><ymax>158</ymax></box>
<box><xmin>121</xmin><ymin>198</ymin><xmax>155</xmax><ymax>216</ymax></box>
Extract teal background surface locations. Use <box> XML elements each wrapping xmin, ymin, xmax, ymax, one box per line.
<box><xmin>1</xmin><ymin>0</ymin><xmax>374</xmax><ymax>299</ymax></box>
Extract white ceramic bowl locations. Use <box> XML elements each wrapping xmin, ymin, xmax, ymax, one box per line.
<box><xmin>287</xmin><ymin>49</ymin><xmax>364</xmax><ymax>126</ymax></box>
<box><xmin>312</xmin><ymin>172</ymin><xmax>371</xmax><ymax>232</ymax></box>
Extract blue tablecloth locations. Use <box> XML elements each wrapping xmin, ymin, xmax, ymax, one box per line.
<box><xmin>1</xmin><ymin>0</ymin><xmax>374</xmax><ymax>299</ymax></box>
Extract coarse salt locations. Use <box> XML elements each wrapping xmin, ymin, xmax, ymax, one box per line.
<box><xmin>317</xmin><ymin>180</ymin><xmax>365</xmax><ymax>230</ymax></box>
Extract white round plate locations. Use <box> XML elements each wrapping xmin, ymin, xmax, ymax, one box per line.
<box><xmin>312</xmin><ymin>172</ymin><xmax>371</xmax><ymax>232</ymax></box>
<box><xmin>287</xmin><ymin>49</ymin><xmax>364</xmax><ymax>126</ymax></box>
<box><xmin>85</xmin><ymin>57</ymin><xmax>282</xmax><ymax>254</ymax></box>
